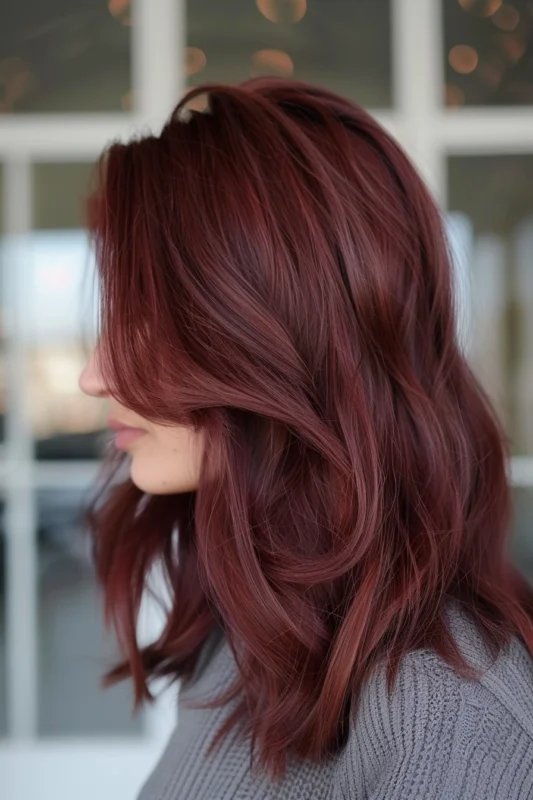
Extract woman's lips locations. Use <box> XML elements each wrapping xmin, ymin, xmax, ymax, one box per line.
<box><xmin>108</xmin><ymin>418</ymin><xmax>147</xmax><ymax>449</ymax></box>
<box><xmin>113</xmin><ymin>428</ymin><xmax>146</xmax><ymax>449</ymax></box>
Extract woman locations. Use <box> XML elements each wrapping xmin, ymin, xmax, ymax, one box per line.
<box><xmin>79</xmin><ymin>77</ymin><xmax>533</xmax><ymax>799</ymax></box>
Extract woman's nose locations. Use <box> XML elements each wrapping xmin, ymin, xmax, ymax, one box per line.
<box><xmin>79</xmin><ymin>351</ymin><xmax>108</xmax><ymax>398</ymax></box>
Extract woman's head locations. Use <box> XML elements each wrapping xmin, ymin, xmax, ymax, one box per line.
<box><xmin>81</xmin><ymin>75</ymin><xmax>459</xmax><ymax>499</ymax></box>
<box><xmin>82</xmin><ymin>76</ymin><xmax>533</xmax><ymax>780</ymax></box>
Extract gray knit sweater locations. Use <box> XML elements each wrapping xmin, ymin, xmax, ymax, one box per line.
<box><xmin>137</xmin><ymin>601</ymin><xmax>533</xmax><ymax>799</ymax></box>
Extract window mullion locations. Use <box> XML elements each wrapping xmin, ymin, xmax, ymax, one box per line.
<box><xmin>3</xmin><ymin>159</ymin><xmax>38</xmax><ymax>739</ymax></box>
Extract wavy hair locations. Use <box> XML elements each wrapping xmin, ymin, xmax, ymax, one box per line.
<box><xmin>85</xmin><ymin>77</ymin><xmax>533</xmax><ymax>781</ymax></box>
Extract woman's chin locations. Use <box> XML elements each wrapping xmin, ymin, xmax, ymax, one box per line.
<box><xmin>129</xmin><ymin>457</ymin><xmax>198</xmax><ymax>495</ymax></box>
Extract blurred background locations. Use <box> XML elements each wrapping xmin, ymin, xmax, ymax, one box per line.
<box><xmin>1</xmin><ymin>0</ymin><xmax>533</xmax><ymax>798</ymax></box>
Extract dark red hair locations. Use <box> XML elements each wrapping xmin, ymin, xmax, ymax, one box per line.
<box><xmin>85</xmin><ymin>76</ymin><xmax>533</xmax><ymax>781</ymax></box>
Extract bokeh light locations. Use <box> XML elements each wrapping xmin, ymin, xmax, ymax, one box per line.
<box><xmin>446</xmin><ymin>84</ymin><xmax>466</xmax><ymax>106</ymax></box>
<box><xmin>185</xmin><ymin>47</ymin><xmax>207</xmax><ymax>77</ymax></box>
<box><xmin>256</xmin><ymin>0</ymin><xmax>307</xmax><ymax>25</ymax></box>
<box><xmin>251</xmin><ymin>49</ymin><xmax>294</xmax><ymax>76</ymax></box>
<box><xmin>449</xmin><ymin>44</ymin><xmax>479</xmax><ymax>73</ymax></box>
<box><xmin>491</xmin><ymin>3</ymin><xmax>520</xmax><ymax>31</ymax></box>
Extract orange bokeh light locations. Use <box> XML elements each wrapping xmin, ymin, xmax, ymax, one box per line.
<box><xmin>251</xmin><ymin>49</ymin><xmax>294</xmax><ymax>76</ymax></box>
<box><xmin>185</xmin><ymin>47</ymin><xmax>207</xmax><ymax>77</ymax></box>
<box><xmin>109</xmin><ymin>0</ymin><xmax>130</xmax><ymax>15</ymax></box>
<box><xmin>446</xmin><ymin>84</ymin><xmax>466</xmax><ymax>106</ymax></box>
<box><xmin>491</xmin><ymin>3</ymin><xmax>520</xmax><ymax>30</ymax></box>
<box><xmin>256</xmin><ymin>0</ymin><xmax>307</xmax><ymax>24</ymax></box>
<box><xmin>449</xmin><ymin>45</ymin><xmax>479</xmax><ymax>74</ymax></box>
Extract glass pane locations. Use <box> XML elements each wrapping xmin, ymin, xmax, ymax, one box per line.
<box><xmin>1</xmin><ymin>2</ymin><xmax>131</xmax><ymax>113</ymax></box>
<box><xmin>186</xmin><ymin>0</ymin><xmax>392</xmax><ymax>108</ymax></box>
<box><xmin>0</xmin><ymin>163</ymin><xmax>5</xmax><ymax>441</ymax></box>
<box><xmin>31</xmin><ymin>162</ymin><xmax>107</xmax><ymax>460</ymax></box>
<box><xmin>444</xmin><ymin>0</ymin><xmax>533</xmax><ymax>107</ymax></box>
<box><xmin>512</xmin><ymin>486</ymin><xmax>533</xmax><ymax>585</ymax></box>
<box><xmin>38</xmin><ymin>488</ymin><xmax>142</xmax><ymax>736</ymax></box>
<box><xmin>448</xmin><ymin>154</ymin><xmax>533</xmax><ymax>456</ymax></box>
<box><xmin>0</xmin><ymin>495</ymin><xmax>6</xmax><ymax>737</ymax></box>
<box><xmin>0</xmin><ymin>164</ymin><xmax>4</xmax><ymax>735</ymax></box>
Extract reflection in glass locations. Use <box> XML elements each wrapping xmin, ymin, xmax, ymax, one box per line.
<box><xmin>37</xmin><ymin>489</ymin><xmax>142</xmax><ymax>736</ymax></box>
<box><xmin>31</xmin><ymin>163</ymin><xmax>107</xmax><ymax>460</ymax></box>
<box><xmin>448</xmin><ymin>154</ymin><xmax>533</xmax><ymax>455</ymax></box>
<box><xmin>444</xmin><ymin>0</ymin><xmax>533</xmax><ymax>106</ymax></box>
<box><xmin>0</xmin><ymin>1</ymin><xmax>131</xmax><ymax>113</ymax></box>
<box><xmin>186</xmin><ymin>0</ymin><xmax>392</xmax><ymax>108</ymax></box>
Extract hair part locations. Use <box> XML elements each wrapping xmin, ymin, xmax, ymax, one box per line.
<box><xmin>85</xmin><ymin>76</ymin><xmax>533</xmax><ymax>781</ymax></box>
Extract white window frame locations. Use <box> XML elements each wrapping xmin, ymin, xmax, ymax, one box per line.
<box><xmin>1</xmin><ymin>0</ymin><xmax>532</xmax><ymax>796</ymax></box>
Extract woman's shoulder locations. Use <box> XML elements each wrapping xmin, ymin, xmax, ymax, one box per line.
<box><xmin>356</xmin><ymin>599</ymin><xmax>533</xmax><ymax>739</ymax></box>
<box><xmin>337</xmin><ymin>601</ymin><xmax>533</xmax><ymax>798</ymax></box>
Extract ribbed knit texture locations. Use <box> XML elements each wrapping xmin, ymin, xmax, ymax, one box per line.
<box><xmin>137</xmin><ymin>601</ymin><xmax>533</xmax><ymax>799</ymax></box>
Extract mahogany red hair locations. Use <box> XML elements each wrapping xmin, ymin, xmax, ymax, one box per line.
<box><xmin>85</xmin><ymin>77</ymin><xmax>533</xmax><ymax>780</ymax></box>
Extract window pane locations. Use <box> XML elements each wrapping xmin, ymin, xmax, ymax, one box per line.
<box><xmin>186</xmin><ymin>0</ymin><xmax>392</xmax><ymax>108</ymax></box>
<box><xmin>512</xmin><ymin>486</ymin><xmax>533</xmax><ymax>585</ymax></box>
<box><xmin>444</xmin><ymin>0</ymin><xmax>533</xmax><ymax>107</ymax></box>
<box><xmin>1</xmin><ymin>2</ymin><xmax>131</xmax><ymax>113</ymax></box>
<box><xmin>0</xmin><ymin>164</ymin><xmax>4</xmax><ymax>735</ymax></box>
<box><xmin>0</xmin><ymin>496</ymin><xmax>6</xmax><ymax>737</ymax></box>
<box><xmin>448</xmin><ymin>154</ymin><xmax>533</xmax><ymax>456</ymax></box>
<box><xmin>38</xmin><ymin>488</ymin><xmax>142</xmax><ymax>736</ymax></box>
<box><xmin>31</xmin><ymin>162</ymin><xmax>107</xmax><ymax>460</ymax></box>
<box><xmin>0</xmin><ymin>162</ymin><xmax>5</xmax><ymax>443</ymax></box>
